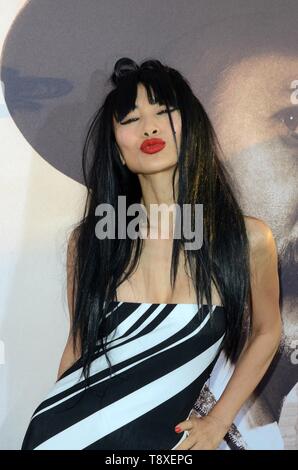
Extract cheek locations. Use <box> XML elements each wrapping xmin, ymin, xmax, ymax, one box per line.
<box><xmin>115</xmin><ymin>128</ymin><xmax>135</xmax><ymax>150</ymax></box>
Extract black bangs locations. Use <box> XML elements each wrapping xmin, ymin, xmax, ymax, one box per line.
<box><xmin>112</xmin><ymin>67</ymin><xmax>179</xmax><ymax>124</ymax></box>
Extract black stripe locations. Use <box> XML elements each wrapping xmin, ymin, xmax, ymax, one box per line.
<box><xmin>21</xmin><ymin>304</ymin><xmax>226</xmax><ymax>450</ymax></box>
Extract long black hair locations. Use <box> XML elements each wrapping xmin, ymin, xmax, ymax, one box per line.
<box><xmin>68</xmin><ymin>57</ymin><xmax>253</xmax><ymax>385</ymax></box>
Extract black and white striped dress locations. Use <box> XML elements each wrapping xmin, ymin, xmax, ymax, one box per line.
<box><xmin>22</xmin><ymin>301</ymin><xmax>227</xmax><ymax>450</ymax></box>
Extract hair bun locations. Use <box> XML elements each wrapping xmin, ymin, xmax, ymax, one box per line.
<box><xmin>111</xmin><ymin>57</ymin><xmax>139</xmax><ymax>86</ymax></box>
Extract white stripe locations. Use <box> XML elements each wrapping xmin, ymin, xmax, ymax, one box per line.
<box><xmin>46</xmin><ymin>303</ymin><xmax>202</xmax><ymax>399</ymax></box>
<box><xmin>106</xmin><ymin>302</ymin><xmax>173</xmax><ymax>342</ymax></box>
<box><xmin>34</xmin><ymin>333</ymin><xmax>225</xmax><ymax>450</ymax></box>
<box><xmin>32</xmin><ymin>307</ymin><xmax>216</xmax><ymax>419</ymax></box>
<box><xmin>105</xmin><ymin>303</ymin><xmax>199</xmax><ymax>348</ymax></box>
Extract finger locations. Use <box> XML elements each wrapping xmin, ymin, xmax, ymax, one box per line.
<box><xmin>173</xmin><ymin>430</ymin><xmax>189</xmax><ymax>451</ymax></box>
<box><xmin>176</xmin><ymin>434</ymin><xmax>197</xmax><ymax>451</ymax></box>
<box><xmin>174</xmin><ymin>420</ymin><xmax>193</xmax><ymax>434</ymax></box>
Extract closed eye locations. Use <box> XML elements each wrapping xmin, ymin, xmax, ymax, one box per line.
<box><xmin>120</xmin><ymin>107</ymin><xmax>178</xmax><ymax>125</ymax></box>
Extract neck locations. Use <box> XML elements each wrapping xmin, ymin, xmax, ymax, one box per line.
<box><xmin>139</xmin><ymin>170</ymin><xmax>178</xmax><ymax>240</ymax></box>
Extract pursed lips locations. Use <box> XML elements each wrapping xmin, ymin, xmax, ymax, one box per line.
<box><xmin>140</xmin><ymin>138</ymin><xmax>166</xmax><ymax>154</ymax></box>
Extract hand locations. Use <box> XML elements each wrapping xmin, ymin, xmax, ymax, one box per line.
<box><xmin>173</xmin><ymin>412</ymin><xmax>230</xmax><ymax>450</ymax></box>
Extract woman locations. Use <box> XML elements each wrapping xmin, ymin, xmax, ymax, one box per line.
<box><xmin>21</xmin><ymin>57</ymin><xmax>282</xmax><ymax>450</ymax></box>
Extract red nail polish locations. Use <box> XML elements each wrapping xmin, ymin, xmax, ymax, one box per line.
<box><xmin>175</xmin><ymin>426</ymin><xmax>182</xmax><ymax>433</ymax></box>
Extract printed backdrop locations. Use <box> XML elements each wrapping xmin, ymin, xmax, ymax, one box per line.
<box><xmin>0</xmin><ymin>0</ymin><xmax>297</xmax><ymax>449</ymax></box>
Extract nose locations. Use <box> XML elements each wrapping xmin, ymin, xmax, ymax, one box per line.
<box><xmin>143</xmin><ymin>127</ymin><xmax>159</xmax><ymax>137</ymax></box>
<box><xmin>142</xmin><ymin>116</ymin><xmax>159</xmax><ymax>137</ymax></box>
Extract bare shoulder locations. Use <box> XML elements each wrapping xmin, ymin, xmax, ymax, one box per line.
<box><xmin>242</xmin><ymin>217</ymin><xmax>281</xmax><ymax>339</ymax></box>
<box><xmin>243</xmin><ymin>215</ymin><xmax>278</xmax><ymax>262</ymax></box>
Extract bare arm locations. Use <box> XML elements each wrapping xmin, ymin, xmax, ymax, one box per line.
<box><xmin>207</xmin><ymin>218</ymin><xmax>282</xmax><ymax>430</ymax></box>
<box><xmin>56</xmin><ymin>230</ymin><xmax>81</xmax><ymax>381</ymax></box>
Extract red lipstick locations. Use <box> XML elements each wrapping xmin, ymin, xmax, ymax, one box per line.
<box><xmin>140</xmin><ymin>138</ymin><xmax>166</xmax><ymax>154</ymax></box>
